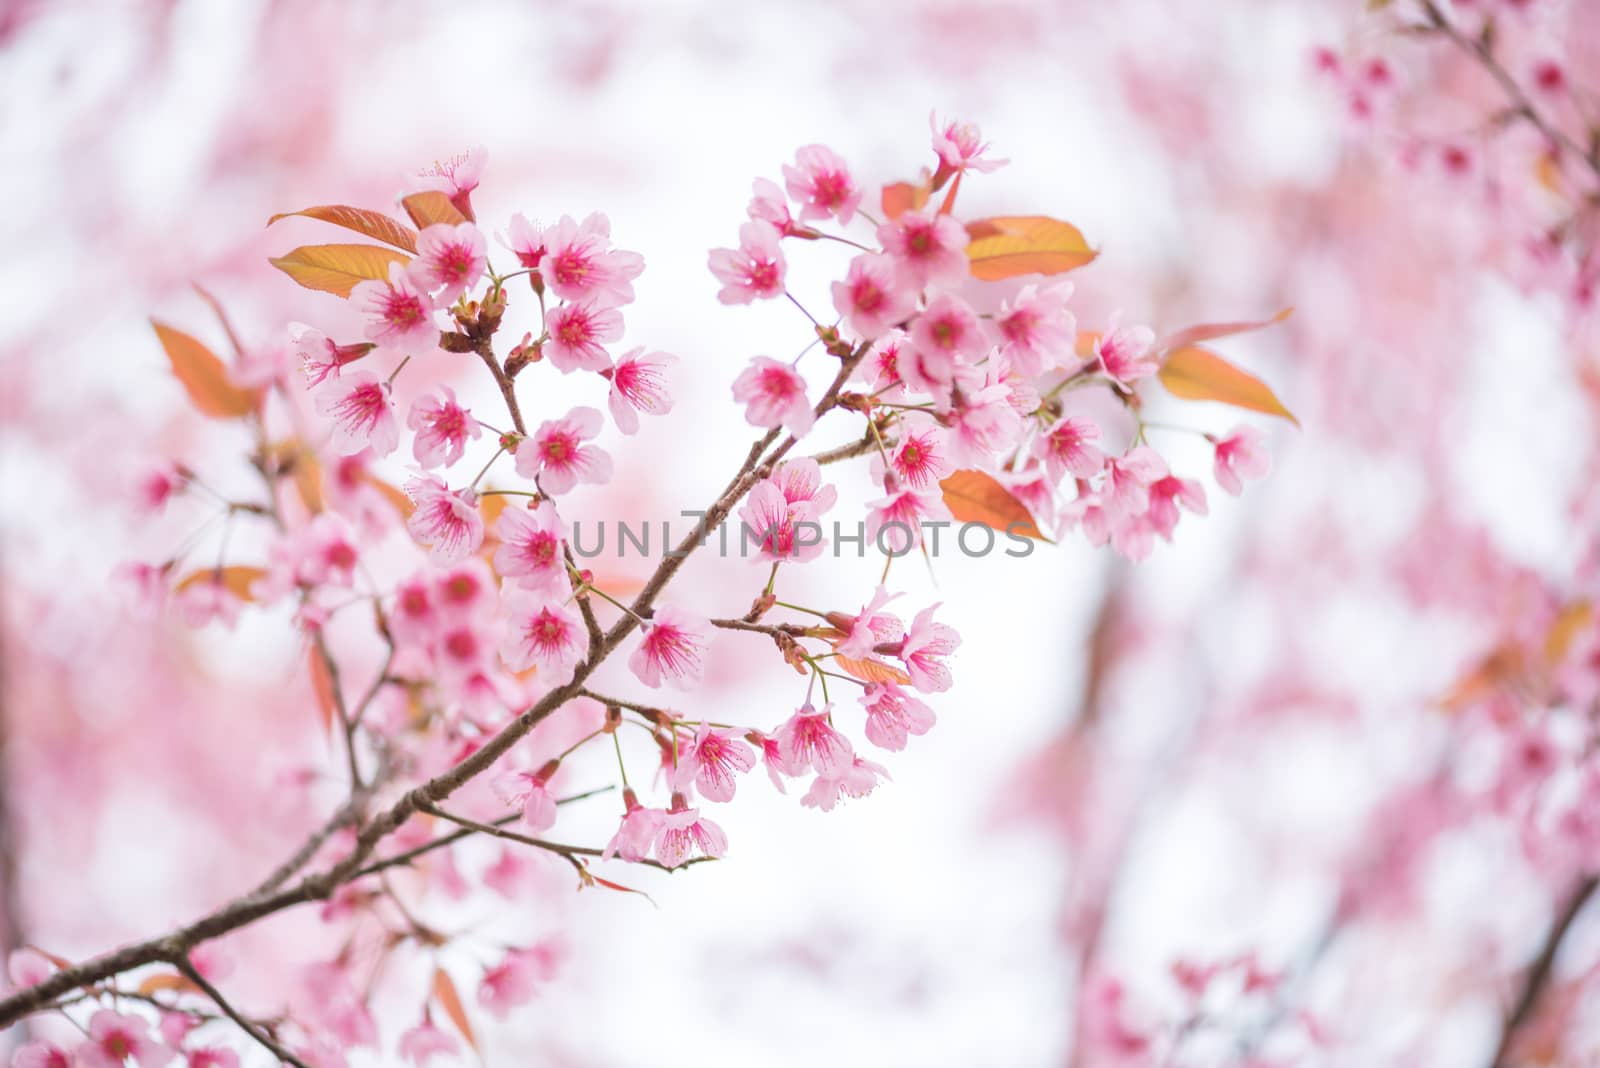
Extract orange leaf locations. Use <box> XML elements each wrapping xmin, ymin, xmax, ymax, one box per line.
<box><xmin>834</xmin><ymin>655</ymin><xmax>913</xmax><ymax>686</ymax></box>
<box><xmin>881</xmin><ymin>179</ymin><xmax>931</xmax><ymax>220</ymax></box>
<box><xmin>939</xmin><ymin>469</ymin><xmax>1045</xmax><ymax>540</ymax></box>
<box><xmin>965</xmin><ymin>216</ymin><xmax>1097</xmax><ymax>280</ymax></box>
<box><xmin>174</xmin><ymin>565</ymin><xmax>265</xmax><ymax>601</ymax></box>
<box><xmin>269</xmin><ymin>244</ymin><xmax>410</xmax><ymax>298</ymax></box>
<box><xmin>431</xmin><ymin>967</ymin><xmax>479</xmax><ymax>1052</ymax></box>
<box><xmin>267</xmin><ymin>205</ymin><xmax>419</xmax><ymax>253</ymax></box>
<box><xmin>309</xmin><ymin>647</ymin><xmax>338</xmax><ymax>736</ymax></box>
<box><xmin>1161</xmin><ymin>308</ymin><xmax>1292</xmax><ymax>353</ymax></box>
<box><xmin>192</xmin><ymin>284</ymin><xmax>247</xmax><ymax>358</ymax></box>
<box><xmin>1545</xmin><ymin>600</ymin><xmax>1592</xmax><ymax>665</ymax></box>
<box><xmin>137</xmin><ymin>972</ymin><xmax>200</xmax><ymax>997</ymax></box>
<box><xmin>1158</xmin><ymin>346</ymin><xmax>1299</xmax><ymax>426</ymax></box>
<box><xmin>366</xmin><ymin>474</ymin><xmax>416</xmax><ymax>519</ymax></box>
<box><xmin>401</xmin><ymin>192</ymin><xmax>468</xmax><ymax>230</ymax></box>
<box><xmin>151</xmin><ymin>321</ymin><xmax>258</xmax><ymax>419</ymax></box>
<box><xmin>585</xmin><ymin>871</ymin><xmax>659</xmax><ymax>904</ymax></box>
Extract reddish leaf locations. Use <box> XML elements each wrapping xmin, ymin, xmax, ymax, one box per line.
<box><xmin>309</xmin><ymin>647</ymin><xmax>338</xmax><ymax>736</ymax></box>
<box><xmin>584</xmin><ymin>870</ymin><xmax>658</xmax><ymax>905</ymax></box>
<box><xmin>269</xmin><ymin>244</ymin><xmax>410</xmax><ymax>298</ymax></box>
<box><xmin>1160</xmin><ymin>308</ymin><xmax>1293</xmax><ymax>353</ymax></box>
<box><xmin>401</xmin><ymin>191</ymin><xmax>468</xmax><ymax>230</ymax></box>
<box><xmin>834</xmin><ymin>655</ymin><xmax>913</xmax><ymax>686</ymax></box>
<box><xmin>965</xmin><ymin>216</ymin><xmax>1097</xmax><ymax>280</ymax></box>
<box><xmin>151</xmin><ymin>321</ymin><xmax>258</xmax><ymax>419</ymax></box>
<box><xmin>1545</xmin><ymin>600</ymin><xmax>1592</xmax><ymax>665</ymax></box>
<box><xmin>431</xmin><ymin>967</ymin><xmax>479</xmax><ymax>1052</ymax></box>
<box><xmin>881</xmin><ymin>179</ymin><xmax>931</xmax><ymax>220</ymax></box>
<box><xmin>191</xmin><ymin>284</ymin><xmax>247</xmax><ymax>357</ymax></box>
<box><xmin>267</xmin><ymin>205</ymin><xmax>419</xmax><ymax>253</ymax></box>
<box><xmin>1158</xmin><ymin>346</ymin><xmax>1299</xmax><ymax>426</ymax></box>
<box><xmin>939</xmin><ymin>469</ymin><xmax>1045</xmax><ymax>540</ymax></box>
<box><xmin>174</xmin><ymin>565</ymin><xmax>265</xmax><ymax>601</ymax></box>
<box><xmin>137</xmin><ymin>972</ymin><xmax>200</xmax><ymax>997</ymax></box>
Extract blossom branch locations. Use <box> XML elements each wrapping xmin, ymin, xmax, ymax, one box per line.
<box><xmin>173</xmin><ymin>956</ymin><xmax>311</xmax><ymax>1068</ymax></box>
<box><xmin>1489</xmin><ymin>874</ymin><xmax>1599</xmax><ymax>1068</ymax></box>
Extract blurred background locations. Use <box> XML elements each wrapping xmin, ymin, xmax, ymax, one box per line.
<box><xmin>3</xmin><ymin>0</ymin><xmax>1600</xmax><ymax>1064</ymax></box>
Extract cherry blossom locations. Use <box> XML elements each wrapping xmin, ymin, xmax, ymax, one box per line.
<box><xmin>514</xmin><ymin>407</ymin><xmax>612</xmax><ymax>494</ymax></box>
<box><xmin>493</xmin><ymin>499</ymin><xmax>566</xmax><ymax>594</ymax></box>
<box><xmin>653</xmin><ymin>797</ymin><xmax>729</xmax><ymax>868</ymax></box>
<box><xmin>671</xmin><ymin>723</ymin><xmax>757</xmax><ymax>803</ymax></box>
<box><xmin>832</xmin><ymin>252</ymin><xmax>917</xmax><ymax>340</ymax></box>
<box><xmin>877</xmin><ymin>207</ymin><xmax>971</xmax><ymax>290</ymax></box>
<box><xmin>351</xmin><ymin>262</ymin><xmax>436</xmax><ymax>350</ymax></box>
<box><xmin>930</xmin><ymin>112</ymin><xmax>1008</xmax><ymax>178</ymax></box>
<box><xmin>731</xmin><ymin>357</ymin><xmax>814</xmax><ymax>436</ymax></box>
<box><xmin>801</xmin><ymin>754</ymin><xmax>891</xmax><ymax>811</ymax></box>
<box><xmin>397</xmin><ymin>1020</ymin><xmax>459</xmax><ymax>1066</ymax></box>
<box><xmin>409</xmin><ymin>221</ymin><xmax>486</xmax><ymax>299</ymax></box>
<box><xmin>403</xmin><ymin>476</ymin><xmax>484</xmax><ymax>564</ymax></box>
<box><xmin>861</xmin><ymin>681</ymin><xmax>936</xmax><ymax>751</ymax></box>
<box><xmin>407</xmin><ymin>385</ymin><xmax>480</xmax><ymax>468</ymax></box>
<box><xmin>492</xmin><ymin>761</ymin><xmax>561</xmax><ymax>832</ymax></box>
<box><xmin>1212</xmin><ymin>426</ymin><xmax>1272</xmax><ymax>495</ymax></box>
<box><xmin>1035</xmin><ymin>415</ymin><xmax>1107</xmax><ymax>482</ymax></box>
<box><xmin>543</xmin><ymin>300</ymin><xmax>623</xmax><ymax>373</ymax></box>
<box><xmin>414</xmin><ymin>145</ymin><xmax>486</xmax><ymax>220</ymax></box>
<box><xmin>499</xmin><ymin>590</ymin><xmax>585</xmax><ymax>683</ymax></box>
<box><xmin>1095</xmin><ymin>322</ymin><xmax>1159</xmax><ymax>386</ymax></box>
<box><xmin>79</xmin><ymin>1009</ymin><xmax>174</xmax><ymax>1068</ymax></box>
<box><xmin>834</xmin><ymin>586</ymin><xmax>904</xmax><ymax>659</ymax></box>
<box><xmin>539</xmin><ymin>212</ymin><xmax>644</xmax><ymax>306</ymax></box>
<box><xmin>886</xmin><ymin>422</ymin><xmax>953</xmax><ymax>490</ymax></box>
<box><xmin>775</xmin><ymin>704</ymin><xmax>853</xmax><ymax>776</ymax></box>
<box><xmin>628</xmin><ymin>605</ymin><xmax>712</xmax><ymax>690</ymax></box>
<box><xmin>708</xmin><ymin>220</ymin><xmax>787</xmax><ymax>304</ymax></box>
<box><xmin>996</xmin><ymin>282</ymin><xmax>1075</xmax><ymax>377</ymax></box>
<box><xmin>313</xmin><ymin>369</ymin><xmax>400</xmax><ymax>457</ymax></box>
<box><xmin>895</xmin><ymin>603</ymin><xmax>960</xmax><ymax>694</ymax></box>
<box><xmin>603</xmin><ymin>347</ymin><xmax>676</xmax><ymax>434</ymax></box>
<box><xmin>782</xmin><ymin>144</ymin><xmax>861</xmax><ymax>224</ymax></box>
<box><xmin>602</xmin><ymin>788</ymin><xmax>668</xmax><ymax>862</ymax></box>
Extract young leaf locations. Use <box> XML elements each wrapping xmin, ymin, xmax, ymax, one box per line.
<box><xmin>939</xmin><ymin>469</ymin><xmax>1046</xmax><ymax>540</ymax></box>
<box><xmin>174</xmin><ymin>565</ymin><xmax>265</xmax><ymax>601</ymax></box>
<box><xmin>267</xmin><ymin>205</ymin><xmax>419</xmax><ymax>253</ymax></box>
<box><xmin>309</xmin><ymin>647</ymin><xmax>338</xmax><ymax>736</ymax></box>
<box><xmin>1158</xmin><ymin>345</ymin><xmax>1299</xmax><ymax>426</ymax></box>
<box><xmin>137</xmin><ymin>972</ymin><xmax>200</xmax><ymax>997</ymax></box>
<box><xmin>269</xmin><ymin>244</ymin><xmax>410</xmax><ymax>298</ymax></box>
<box><xmin>1160</xmin><ymin>308</ymin><xmax>1292</xmax><ymax>353</ymax></box>
<box><xmin>151</xmin><ymin>321</ymin><xmax>258</xmax><ymax>419</ymax></box>
<box><xmin>431</xmin><ymin>967</ymin><xmax>479</xmax><ymax>1052</ymax></box>
<box><xmin>366</xmin><ymin>474</ymin><xmax>416</xmax><ymax>519</ymax></box>
<box><xmin>965</xmin><ymin>216</ymin><xmax>1097</xmax><ymax>280</ymax></box>
<box><xmin>834</xmin><ymin>655</ymin><xmax>913</xmax><ymax>687</ymax></box>
<box><xmin>401</xmin><ymin>191</ymin><xmax>468</xmax><ymax>230</ymax></box>
<box><xmin>881</xmin><ymin>179</ymin><xmax>931</xmax><ymax>220</ymax></box>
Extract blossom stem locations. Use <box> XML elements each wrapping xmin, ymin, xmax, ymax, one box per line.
<box><xmin>173</xmin><ymin>957</ymin><xmax>311</xmax><ymax>1068</ymax></box>
<box><xmin>385</xmin><ymin>354</ymin><xmax>412</xmax><ymax>388</ymax></box>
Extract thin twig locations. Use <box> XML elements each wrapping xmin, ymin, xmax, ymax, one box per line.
<box><xmin>173</xmin><ymin>957</ymin><xmax>311</xmax><ymax>1068</ymax></box>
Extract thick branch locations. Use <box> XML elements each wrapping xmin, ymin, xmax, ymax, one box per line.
<box><xmin>1489</xmin><ymin>874</ymin><xmax>1598</xmax><ymax>1068</ymax></box>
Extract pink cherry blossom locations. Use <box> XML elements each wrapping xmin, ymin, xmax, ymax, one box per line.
<box><xmin>403</xmin><ymin>476</ymin><xmax>484</xmax><ymax>564</ymax></box>
<box><xmin>944</xmin><ymin>382</ymin><xmax>1024</xmax><ymax>467</ymax></box>
<box><xmin>782</xmin><ymin>144</ymin><xmax>861</xmax><ymax>224</ymax></box>
<box><xmin>6</xmin><ymin>947</ymin><xmax>53</xmax><ymax>988</ymax></box>
<box><xmin>407</xmin><ymin>385</ymin><xmax>480</xmax><ymax>468</ymax></box>
<box><xmin>604</xmin><ymin>348</ymin><xmax>676</xmax><ymax>434</ymax></box>
<box><xmin>835</xmin><ymin>586</ymin><xmax>904</xmax><ymax>659</ymax></box>
<box><xmin>492</xmin><ymin>761</ymin><xmax>560</xmax><ymax>832</ymax></box>
<box><xmin>313</xmin><ymin>369</ymin><xmax>399</xmax><ymax>457</ymax></box>
<box><xmin>1212</xmin><ymin>426</ymin><xmax>1272</xmax><ymax>495</ymax></box>
<box><xmin>514</xmin><ymin>407</ymin><xmax>613</xmax><ymax>494</ymax></box>
<box><xmin>351</xmin><ymin>262</ymin><xmax>436</xmax><ymax>350</ymax></box>
<box><xmin>1034</xmin><ymin>415</ymin><xmax>1107</xmax><ymax>482</ymax></box>
<box><xmin>877</xmin><ymin>207</ymin><xmax>971</xmax><ymax>289</ymax></box>
<box><xmin>708</xmin><ymin>220</ymin><xmax>787</xmax><ymax>304</ymax></box>
<box><xmin>493</xmin><ymin>499</ymin><xmax>566</xmax><ymax>594</ymax></box>
<box><xmin>801</xmin><ymin>753</ymin><xmax>891</xmax><ymax>811</ymax></box>
<box><xmin>739</xmin><ymin>480</ymin><xmax>827</xmax><ymax>564</ymax></box>
<box><xmin>501</xmin><ymin>212</ymin><xmax>544</xmax><ymax>268</ymax></box>
<box><xmin>289</xmin><ymin>323</ymin><xmax>374</xmax><ymax>387</ymax></box>
<box><xmin>602</xmin><ymin>788</ymin><xmax>668</xmax><ymax>861</ymax></box>
<box><xmin>909</xmin><ymin>294</ymin><xmax>987</xmax><ymax>368</ymax></box>
<box><xmin>671</xmin><ymin>723</ymin><xmax>756</xmax><ymax>803</ymax></box>
<box><xmin>861</xmin><ymin>681</ymin><xmax>936</xmax><ymax>751</ymax></box>
<box><xmin>776</xmin><ymin>704</ymin><xmax>853</xmax><ymax>775</ymax></box>
<box><xmin>132</xmin><ymin>462</ymin><xmax>184</xmax><ymax>514</ymax></box>
<box><xmin>886</xmin><ymin>423</ymin><xmax>953</xmax><ymax>490</ymax></box>
<box><xmin>653</xmin><ymin>798</ymin><xmax>730</xmax><ymax>868</ymax></box>
<box><xmin>628</xmin><ymin>605</ymin><xmax>712</xmax><ymax>690</ymax></box>
<box><xmin>477</xmin><ymin>945</ymin><xmax>559</xmax><ymax>1018</ymax></box>
<box><xmin>174</xmin><ymin>575</ymin><xmax>245</xmax><ymax>630</ymax></box>
<box><xmin>80</xmin><ymin>1010</ymin><xmax>175</xmax><ymax>1068</ymax></box>
<box><xmin>397</xmin><ymin>1020</ymin><xmax>459</xmax><ymax>1066</ymax></box>
<box><xmin>413</xmin><ymin>146</ymin><xmax>486</xmax><ymax>220</ymax></box>
<box><xmin>499</xmin><ymin>590</ymin><xmax>585</xmax><ymax>684</ymax></box>
<box><xmin>1147</xmin><ymin>475</ymin><xmax>1208</xmax><ymax>539</ymax></box>
<box><xmin>1095</xmin><ymin>322</ymin><xmax>1159</xmax><ymax>386</ymax></box>
<box><xmin>832</xmin><ymin>252</ymin><xmax>917</xmax><ymax>340</ymax></box>
<box><xmin>860</xmin><ymin>329</ymin><xmax>910</xmax><ymax>397</ymax></box>
<box><xmin>897</xmin><ymin>603</ymin><xmax>961</xmax><ymax>694</ymax></box>
<box><xmin>434</xmin><ymin>559</ymin><xmax>497</xmax><ymax>622</ymax></box>
<box><xmin>771</xmin><ymin>458</ymin><xmax>837</xmax><ymax>511</ymax></box>
<box><xmin>1100</xmin><ymin>446</ymin><xmax>1169</xmax><ymax>522</ymax></box>
<box><xmin>539</xmin><ymin>212</ymin><xmax>644</xmax><ymax>306</ymax></box>
<box><xmin>186</xmin><ymin>1047</ymin><xmax>240</xmax><ymax>1068</ymax></box>
<box><xmin>747</xmin><ymin>176</ymin><xmax>800</xmax><ymax>235</ymax></box>
<box><xmin>866</xmin><ymin>486</ymin><xmax>950</xmax><ymax>556</ymax></box>
<box><xmin>731</xmin><ymin>357</ymin><xmax>814</xmax><ymax>436</ymax></box>
<box><xmin>748</xmin><ymin>730</ymin><xmax>792</xmax><ymax>793</ymax></box>
<box><xmin>996</xmin><ymin>282</ymin><xmax>1075</xmax><ymax>376</ymax></box>
<box><xmin>409</xmin><ymin>221</ymin><xmax>486</xmax><ymax>299</ymax></box>
<box><xmin>930</xmin><ymin>112</ymin><xmax>1008</xmax><ymax>176</ymax></box>
<box><xmin>12</xmin><ymin>1042</ymin><xmax>71</xmax><ymax>1068</ymax></box>
<box><xmin>543</xmin><ymin>300</ymin><xmax>623</xmax><ymax>373</ymax></box>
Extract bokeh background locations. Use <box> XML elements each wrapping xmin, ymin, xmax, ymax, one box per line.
<box><xmin>4</xmin><ymin>0</ymin><xmax>1599</xmax><ymax>1064</ymax></box>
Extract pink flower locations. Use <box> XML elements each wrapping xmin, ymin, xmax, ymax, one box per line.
<box><xmin>737</xmin><ymin>467</ymin><xmax>834</xmax><ymax>564</ymax></box>
<box><xmin>397</xmin><ymin>1020</ymin><xmax>459</xmax><ymax>1066</ymax></box>
<box><xmin>603</xmin><ymin>788</ymin><xmax>668</xmax><ymax>861</ymax></box>
<box><xmin>290</xmin><ymin>323</ymin><xmax>374</xmax><ymax>387</ymax></box>
<box><xmin>776</xmin><ymin>704</ymin><xmax>853</xmax><ymax>776</ymax></box>
<box><xmin>404</xmin><ymin>476</ymin><xmax>484</xmax><ymax>564</ymax></box>
<box><xmin>708</xmin><ymin>220</ymin><xmax>787</xmax><ymax>304</ymax></box>
<box><xmin>749</xmin><ymin>730</ymin><xmax>792</xmax><ymax>793</ymax></box>
<box><xmin>7</xmin><ymin>947</ymin><xmax>53</xmax><ymax>988</ymax></box>
<box><xmin>478</xmin><ymin>945</ymin><xmax>559</xmax><ymax>1019</ymax></box>
<box><xmin>543</xmin><ymin>300</ymin><xmax>623</xmax><ymax>373</ymax></box>
<box><xmin>866</xmin><ymin>486</ymin><xmax>950</xmax><ymax>556</ymax></box>
<box><xmin>492</xmin><ymin>762</ymin><xmax>560</xmax><ymax>833</ymax></box>
<box><xmin>887</xmin><ymin>424</ymin><xmax>953</xmax><ymax>491</ymax></box>
<box><xmin>861</xmin><ymin>681</ymin><xmax>936</xmax><ymax>751</ymax></box>
<box><xmin>782</xmin><ymin>144</ymin><xmax>861</xmax><ymax>224</ymax></box>
<box><xmin>604</xmin><ymin>348</ymin><xmax>676</xmax><ymax>434</ymax></box>
<box><xmin>877</xmin><ymin>208</ymin><xmax>970</xmax><ymax>290</ymax></box>
<box><xmin>540</xmin><ymin>212</ymin><xmax>645</xmax><ymax>306</ymax></box>
<box><xmin>671</xmin><ymin>724</ymin><xmax>756</xmax><ymax>802</ymax></box>
<box><xmin>131</xmin><ymin>463</ymin><xmax>184</xmax><ymax>513</ymax></box>
<box><xmin>629</xmin><ymin>606</ymin><xmax>712</xmax><ymax>690</ymax></box>
<box><xmin>653</xmin><ymin>799</ymin><xmax>729</xmax><ymax>868</ymax></box>
<box><xmin>494</xmin><ymin>499</ymin><xmax>566</xmax><ymax>594</ymax></box>
<box><xmin>313</xmin><ymin>369</ymin><xmax>399</xmax><ymax>457</ymax></box>
<box><xmin>1034</xmin><ymin>415</ymin><xmax>1106</xmax><ymax>482</ymax></box>
<box><xmin>186</xmin><ymin>1049</ymin><xmax>239</xmax><ymax>1068</ymax></box>
<box><xmin>514</xmin><ymin>407</ymin><xmax>613</xmax><ymax>495</ymax></box>
<box><xmin>174</xmin><ymin>575</ymin><xmax>244</xmax><ymax>629</ymax></box>
<box><xmin>747</xmin><ymin>176</ymin><xmax>799</xmax><ymax>235</ymax></box>
<box><xmin>80</xmin><ymin>1010</ymin><xmax>174</xmax><ymax>1068</ymax></box>
<box><xmin>499</xmin><ymin>590</ymin><xmax>585</xmax><ymax>684</ymax></box>
<box><xmin>1095</xmin><ymin>322</ymin><xmax>1159</xmax><ymax>386</ymax></box>
<box><xmin>835</xmin><ymin>586</ymin><xmax>904</xmax><ymax>659</ymax></box>
<box><xmin>996</xmin><ymin>282</ymin><xmax>1075</xmax><ymax>377</ymax></box>
<box><xmin>910</xmin><ymin>294</ymin><xmax>986</xmax><ymax>367</ymax></box>
<box><xmin>409</xmin><ymin>222</ymin><xmax>486</xmax><ymax>299</ymax></box>
<box><xmin>771</xmin><ymin>458</ymin><xmax>837</xmax><ymax>511</ymax></box>
<box><xmin>731</xmin><ymin>357</ymin><xmax>814</xmax><ymax>436</ymax></box>
<box><xmin>414</xmin><ymin>146</ymin><xmax>486</xmax><ymax>220</ymax></box>
<box><xmin>351</xmin><ymin>262</ymin><xmax>436</xmax><ymax>350</ymax></box>
<box><xmin>407</xmin><ymin>386</ymin><xmax>480</xmax><ymax>468</ymax></box>
<box><xmin>832</xmin><ymin>253</ymin><xmax>917</xmax><ymax>340</ymax></box>
<box><xmin>1212</xmin><ymin>426</ymin><xmax>1271</xmax><ymax>495</ymax></box>
<box><xmin>897</xmin><ymin>603</ymin><xmax>960</xmax><ymax>694</ymax></box>
<box><xmin>801</xmin><ymin>754</ymin><xmax>891</xmax><ymax>811</ymax></box>
<box><xmin>1101</xmin><ymin>446</ymin><xmax>1169</xmax><ymax>522</ymax></box>
<box><xmin>861</xmin><ymin>329</ymin><xmax>910</xmax><ymax>397</ymax></box>
<box><xmin>501</xmin><ymin>212</ymin><xmax>545</xmax><ymax>268</ymax></box>
<box><xmin>12</xmin><ymin>1042</ymin><xmax>71</xmax><ymax>1068</ymax></box>
<box><xmin>435</xmin><ymin>559</ymin><xmax>497</xmax><ymax>621</ymax></box>
<box><xmin>1147</xmin><ymin>475</ymin><xmax>1207</xmax><ymax>539</ymax></box>
<box><xmin>930</xmin><ymin>112</ymin><xmax>1008</xmax><ymax>177</ymax></box>
<box><xmin>944</xmin><ymin>382</ymin><xmax>1024</xmax><ymax>467</ymax></box>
